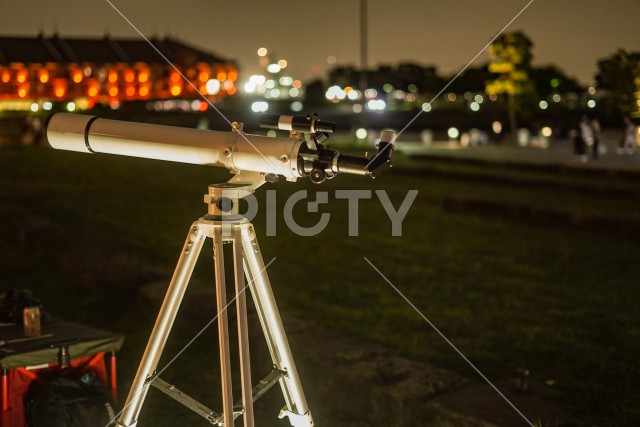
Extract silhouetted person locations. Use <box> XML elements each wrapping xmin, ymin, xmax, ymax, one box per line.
<box><xmin>590</xmin><ymin>118</ymin><xmax>602</xmax><ymax>159</ymax></box>
<box><xmin>579</xmin><ymin>116</ymin><xmax>594</xmax><ymax>160</ymax></box>
<box><xmin>570</xmin><ymin>123</ymin><xmax>587</xmax><ymax>162</ymax></box>
<box><xmin>620</xmin><ymin>116</ymin><xmax>636</xmax><ymax>155</ymax></box>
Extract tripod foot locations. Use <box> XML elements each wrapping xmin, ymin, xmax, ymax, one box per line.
<box><xmin>279</xmin><ymin>407</ymin><xmax>314</xmax><ymax>427</ymax></box>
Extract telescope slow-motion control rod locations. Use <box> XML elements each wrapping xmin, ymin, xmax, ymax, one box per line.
<box><xmin>46</xmin><ymin>113</ymin><xmax>396</xmax><ymax>183</ymax></box>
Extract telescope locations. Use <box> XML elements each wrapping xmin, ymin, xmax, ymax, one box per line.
<box><xmin>44</xmin><ymin>112</ymin><xmax>397</xmax><ymax>427</ymax></box>
<box><xmin>45</xmin><ymin>113</ymin><xmax>396</xmax><ymax>185</ymax></box>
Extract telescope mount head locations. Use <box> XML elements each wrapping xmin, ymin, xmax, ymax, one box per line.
<box><xmin>259</xmin><ymin>113</ymin><xmax>396</xmax><ymax>185</ymax></box>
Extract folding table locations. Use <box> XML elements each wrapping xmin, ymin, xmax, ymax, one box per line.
<box><xmin>0</xmin><ymin>320</ymin><xmax>124</xmax><ymax>427</ymax></box>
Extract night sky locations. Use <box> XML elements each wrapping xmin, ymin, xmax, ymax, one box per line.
<box><xmin>1</xmin><ymin>0</ymin><xmax>639</xmax><ymax>85</ymax></box>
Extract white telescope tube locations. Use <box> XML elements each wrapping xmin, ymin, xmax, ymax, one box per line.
<box><xmin>46</xmin><ymin>113</ymin><xmax>304</xmax><ymax>180</ymax></box>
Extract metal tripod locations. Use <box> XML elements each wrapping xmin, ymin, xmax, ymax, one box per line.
<box><xmin>116</xmin><ymin>182</ymin><xmax>314</xmax><ymax>427</ymax></box>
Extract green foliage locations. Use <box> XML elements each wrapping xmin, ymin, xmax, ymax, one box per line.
<box><xmin>596</xmin><ymin>49</ymin><xmax>640</xmax><ymax>116</ymax></box>
<box><xmin>530</xmin><ymin>66</ymin><xmax>583</xmax><ymax>97</ymax></box>
<box><xmin>485</xmin><ymin>31</ymin><xmax>536</xmax><ymax>101</ymax></box>
<box><xmin>489</xmin><ymin>31</ymin><xmax>534</xmax><ymax>67</ymax></box>
<box><xmin>446</xmin><ymin>64</ymin><xmax>493</xmax><ymax>94</ymax></box>
<box><xmin>485</xmin><ymin>31</ymin><xmax>537</xmax><ymax>138</ymax></box>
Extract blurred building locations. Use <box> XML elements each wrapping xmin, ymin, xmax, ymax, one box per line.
<box><xmin>0</xmin><ymin>34</ymin><xmax>237</xmax><ymax>111</ymax></box>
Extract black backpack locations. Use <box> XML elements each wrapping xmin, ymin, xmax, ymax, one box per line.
<box><xmin>26</xmin><ymin>371</ymin><xmax>116</xmax><ymax>427</ymax></box>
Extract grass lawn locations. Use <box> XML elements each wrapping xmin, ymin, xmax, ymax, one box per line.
<box><xmin>1</xmin><ymin>145</ymin><xmax>640</xmax><ymax>426</ymax></box>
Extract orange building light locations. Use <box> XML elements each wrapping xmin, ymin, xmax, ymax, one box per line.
<box><xmin>109</xmin><ymin>87</ymin><xmax>118</xmax><ymax>97</ymax></box>
<box><xmin>108</xmin><ymin>70</ymin><xmax>118</xmax><ymax>83</ymax></box>
<box><xmin>170</xmin><ymin>72</ymin><xmax>181</xmax><ymax>83</ymax></box>
<box><xmin>86</xmin><ymin>78</ymin><xmax>99</xmax><ymax>97</ymax></box>
<box><xmin>17</xmin><ymin>83</ymin><xmax>29</xmax><ymax>98</ymax></box>
<box><xmin>138</xmin><ymin>71</ymin><xmax>149</xmax><ymax>83</ymax></box>
<box><xmin>72</xmin><ymin>70</ymin><xmax>83</xmax><ymax>83</ymax></box>
<box><xmin>16</xmin><ymin>69</ymin><xmax>27</xmax><ymax>84</ymax></box>
<box><xmin>170</xmin><ymin>85</ymin><xmax>182</xmax><ymax>96</ymax></box>
<box><xmin>125</xmin><ymin>86</ymin><xmax>135</xmax><ymax>97</ymax></box>
<box><xmin>216</xmin><ymin>71</ymin><xmax>227</xmax><ymax>82</ymax></box>
<box><xmin>227</xmin><ymin>70</ymin><xmax>238</xmax><ymax>82</ymax></box>
<box><xmin>1</xmin><ymin>70</ymin><xmax>10</xmax><ymax>83</ymax></box>
<box><xmin>198</xmin><ymin>70</ymin><xmax>210</xmax><ymax>83</ymax></box>
<box><xmin>39</xmin><ymin>70</ymin><xmax>50</xmax><ymax>84</ymax></box>
<box><xmin>227</xmin><ymin>86</ymin><xmax>237</xmax><ymax>95</ymax></box>
<box><xmin>139</xmin><ymin>86</ymin><xmax>149</xmax><ymax>97</ymax></box>
<box><xmin>53</xmin><ymin>78</ymin><xmax>67</xmax><ymax>98</ymax></box>
<box><xmin>124</xmin><ymin>70</ymin><xmax>135</xmax><ymax>83</ymax></box>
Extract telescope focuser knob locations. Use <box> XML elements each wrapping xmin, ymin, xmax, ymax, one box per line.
<box><xmin>309</xmin><ymin>168</ymin><xmax>326</xmax><ymax>184</ymax></box>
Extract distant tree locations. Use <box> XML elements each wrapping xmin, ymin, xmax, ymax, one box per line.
<box><xmin>396</xmin><ymin>63</ymin><xmax>424</xmax><ymax>85</ymax></box>
<box><xmin>595</xmin><ymin>49</ymin><xmax>640</xmax><ymax>117</ymax></box>
<box><xmin>530</xmin><ymin>66</ymin><xmax>583</xmax><ymax>98</ymax></box>
<box><xmin>394</xmin><ymin>63</ymin><xmax>427</xmax><ymax>90</ymax></box>
<box><xmin>485</xmin><ymin>31</ymin><xmax>535</xmax><ymax>141</ymax></box>
<box><xmin>419</xmin><ymin>66</ymin><xmax>445</xmax><ymax>95</ymax></box>
<box><xmin>447</xmin><ymin>64</ymin><xmax>493</xmax><ymax>94</ymax></box>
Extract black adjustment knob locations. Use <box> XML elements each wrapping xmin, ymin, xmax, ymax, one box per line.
<box><xmin>216</xmin><ymin>197</ymin><xmax>234</xmax><ymax>213</ymax></box>
<box><xmin>309</xmin><ymin>168</ymin><xmax>326</xmax><ymax>184</ymax></box>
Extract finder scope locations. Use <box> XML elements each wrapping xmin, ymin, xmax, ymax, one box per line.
<box><xmin>259</xmin><ymin>114</ymin><xmax>335</xmax><ymax>134</ymax></box>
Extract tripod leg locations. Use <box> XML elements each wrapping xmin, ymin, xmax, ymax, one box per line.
<box><xmin>233</xmin><ymin>227</ymin><xmax>254</xmax><ymax>427</ymax></box>
<box><xmin>239</xmin><ymin>223</ymin><xmax>314</xmax><ymax>427</ymax></box>
<box><xmin>117</xmin><ymin>223</ymin><xmax>207</xmax><ymax>427</ymax></box>
<box><xmin>213</xmin><ymin>227</ymin><xmax>234</xmax><ymax>427</ymax></box>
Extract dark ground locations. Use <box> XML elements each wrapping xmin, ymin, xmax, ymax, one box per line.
<box><xmin>0</xmin><ymin>133</ymin><xmax>640</xmax><ymax>427</ymax></box>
